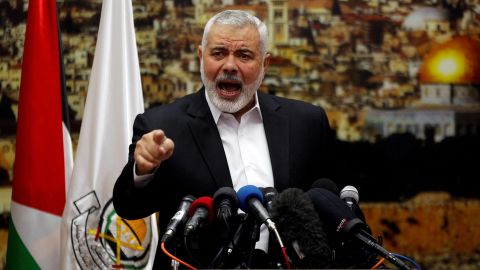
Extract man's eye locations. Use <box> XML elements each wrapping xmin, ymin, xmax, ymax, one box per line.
<box><xmin>239</xmin><ymin>54</ymin><xmax>252</xmax><ymax>61</ymax></box>
<box><xmin>211</xmin><ymin>51</ymin><xmax>225</xmax><ymax>58</ymax></box>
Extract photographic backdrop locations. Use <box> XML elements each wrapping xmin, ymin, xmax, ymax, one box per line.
<box><xmin>0</xmin><ymin>0</ymin><xmax>479</xmax><ymax>268</ymax></box>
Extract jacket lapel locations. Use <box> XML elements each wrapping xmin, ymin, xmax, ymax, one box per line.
<box><xmin>186</xmin><ymin>89</ymin><xmax>233</xmax><ymax>188</ymax></box>
<box><xmin>258</xmin><ymin>93</ymin><xmax>290</xmax><ymax>191</ymax></box>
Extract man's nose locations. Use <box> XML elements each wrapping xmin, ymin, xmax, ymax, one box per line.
<box><xmin>222</xmin><ymin>55</ymin><xmax>238</xmax><ymax>73</ymax></box>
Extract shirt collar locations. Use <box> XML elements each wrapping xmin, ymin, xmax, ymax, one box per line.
<box><xmin>205</xmin><ymin>90</ymin><xmax>263</xmax><ymax>124</ymax></box>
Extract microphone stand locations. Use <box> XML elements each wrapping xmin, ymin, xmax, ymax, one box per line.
<box><xmin>229</xmin><ymin>213</ymin><xmax>260</xmax><ymax>269</ymax></box>
<box><xmin>212</xmin><ymin>213</ymin><xmax>262</xmax><ymax>269</ymax></box>
<box><xmin>247</xmin><ymin>221</ymin><xmax>261</xmax><ymax>268</ymax></box>
<box><xmin>170</xmin><ymin>239</ymin><xmax>180</xmax><ymax>270</ymax></box>
<box><xmin>208</xmin><ymin>213</ymin><xmax>247</xmax><ymax>269</ymax></box>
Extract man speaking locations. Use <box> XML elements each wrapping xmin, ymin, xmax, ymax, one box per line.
<box><xmin>113</xmin><ymin>10</ymin><xmax>335</xmax><ymax>269</ymax></box>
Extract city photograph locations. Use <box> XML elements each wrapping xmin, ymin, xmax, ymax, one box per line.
<box><xmin>0</xmin><ymin>0</ymin><xmax>479</xmax><ymax>269</ymax></box>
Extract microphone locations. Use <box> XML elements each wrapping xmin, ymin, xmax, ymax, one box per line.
<box><xmin>311</xmin><ymin>178</ymin><xmax>339</xmax><ymax>194</ymax></box>
<box><xmin>161</xmin><ymin>195</ymin><xmax>196</xmax><ymax>243</ymax></box>
<box><xmin>213</xmin><ymin>187</ymin><xmax>239</xmax><ymax>224</ymax></box>
<box><xmin>237</xmin><ymin>185</ymin><xmax>275</xmax><ymax>231</ymax></box>
<box><xmin>260</xmin><ymin>187</ymin><xmax>277</xmax><ymax>213</ymax></box>
<box><xmin>307</xmin><ymin>188</ymin><xmax>410</xmax><ymax>270</ymax></box>
<box><xmin>340</xmin><ymin>185</ymin><xmax>359</xmax><ymax>212</ymax></box>
<box><xmin>212</xmin><ymin>186</ymin><xmax>240</xmax><ymax>259</ymax></box>
<box><xmin>270</xmin><ymin>188</ymin><xmax>332</xmax><ymax>268</ymax></box>
<box><xmin>184</xmin><ymin>196</ymin><xmax>214</xmax><ymax>237</ymax></box>
<box><xmin>237</xmin><ymin>185</ymin><xmax>291</xmax><ymax>269</ymax></box>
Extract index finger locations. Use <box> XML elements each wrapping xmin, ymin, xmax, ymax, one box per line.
<box><xmin>152</xmin><ymin>130</ymin><xmax>166</xmax><ymax>145</ymax></box>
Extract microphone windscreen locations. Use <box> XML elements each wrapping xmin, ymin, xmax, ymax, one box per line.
<box><xmin>188</xmin><ymin>196</ymin><xmax>214</xmax><ymax>224</ymax></box>
<box><xmin>340</xmin><ymin>185</ymin><xmax>359</xmax><ymax>203</ymax></box>
<box><xmin>237</xmin><ymin>185</ymin><xmax>264</xmax><ymax>213</ymax></box>
<box><xmin>311</xmin><ymin>178</ymin><xmax>339</xmax><ymax>194</ymax></box>
<box><xmin>308</xmin><ymin>189</ymin><xmax>378</xmax><ymax>269</ymax></box>
<box><xmin>306</xmin><ymin>188</ymin><xmax>359</xmax><ymax>234</ymax></box>
<box><xmin>270</xmin><ymin>188</ymin><xmax>332</xmax><ymax>268</ymax></box>
<box><xmin>213</xmin><ymin>186</ymin><xmax>239</xmax><ymax>212</ymax></box>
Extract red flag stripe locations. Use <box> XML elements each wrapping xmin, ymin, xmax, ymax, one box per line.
<box><xmin>12</xmin><ymin>0</ymin><xmax>65</xmax><ymax>216</ymax></box>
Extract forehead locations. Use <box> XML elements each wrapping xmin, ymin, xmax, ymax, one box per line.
<box><xmin>207</xmin><ymin>23</ymin><xmax>260</xmax><ymax>50</ymax></box>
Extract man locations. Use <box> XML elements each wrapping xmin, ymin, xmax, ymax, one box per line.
<box><xmin>113</xmin><ymin>10</ymin><xmax>335</xmax><ymax>269</ymax></box>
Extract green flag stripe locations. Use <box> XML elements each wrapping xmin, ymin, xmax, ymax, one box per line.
<box><xmin>6</xmin><ymin>219</ymin><xmax>40</xmax><ymax>270</ymax></box>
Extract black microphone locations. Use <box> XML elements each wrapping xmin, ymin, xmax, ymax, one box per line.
<box><xmin>213</xmin><ymin>186</ymin><xmax>239</xmax><ymax>223</ymax></box>
<box><xmin>340</xmin><ymin>185</ymin><xmax>359</xmax><ymax>212</ymax></box>
<box><xmin>270</xmin><ymin>188</ymin><xmax>332</xmax><ymax>268</ymax></box>
<box><xmin>260</xmin><ymin>187</ymin><xmax>277</xmax><ymax>213</ymax></box>
<box><xmin>307</xmin><ymin>188</ymin><xmax>410</xmax><ymax>270</ymax></box>
<box><xmin>184</xmin><ymin>196</ymin><xmax>214</xmax><ymax>237</ymax></box>
<box><xmin>311</xmin><ymin>178</ymin><xmax>339</xmax><ymax>194</ymax></box>
<box><xmin>212</xmin><ymin>186</ymin><xmax>240</xmax><ymax>259</ymax></box>
<box><xmin>161</xmin><ymin>195</ymin><xmax>196</xmax><ymax>243</ymax></box>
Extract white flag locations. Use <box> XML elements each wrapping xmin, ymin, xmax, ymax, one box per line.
<box><xmin>60</xmin><ymin>0</ymin><xmax>158</xmax><ymax>269</ymax></box>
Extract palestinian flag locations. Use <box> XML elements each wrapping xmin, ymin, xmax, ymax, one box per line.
<box><xmin>6</xmin><ymin>0</ymin><xmax>73</xmax><ymax>269</ymax></box>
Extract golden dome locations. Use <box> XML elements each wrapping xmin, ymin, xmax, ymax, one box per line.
<box><xmin>419</xmin><ymin>36</ymin><xmax>480</xmax><ymax>84</ymax></box>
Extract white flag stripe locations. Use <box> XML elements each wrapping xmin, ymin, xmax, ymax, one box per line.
<box><xmin>61</xmin><ymin>0</ymin><xmax>157</xmax><ymax>269</ymax></box>
<box><xmin>11</xmin><ymin>201</ymin><xmax>61</xmax><ymax>270</ymax></box>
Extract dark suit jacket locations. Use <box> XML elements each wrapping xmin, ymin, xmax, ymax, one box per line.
<box><xmin>113</xmin><ymin>88</ymin><xmax>335</xmax><ymax>268</ymax></box>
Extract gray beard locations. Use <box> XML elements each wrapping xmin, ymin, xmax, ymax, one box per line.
<box><xmin>201</xmin><ymin>60</ymin><xmax>264</xmax><ymax>113</ymax></box>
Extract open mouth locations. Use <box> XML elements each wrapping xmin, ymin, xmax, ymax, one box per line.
<box><xmin>217</xmin><ymin>81</ymin><xmax>242</xmax><ymax>98</ymax></box>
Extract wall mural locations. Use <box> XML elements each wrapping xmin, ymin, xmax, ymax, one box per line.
<box><xmin>0</xmin><ymin>0</ymin><xmax>479</xmax><ymax>267</ymax></box>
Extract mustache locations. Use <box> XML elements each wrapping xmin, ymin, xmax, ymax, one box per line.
<box><xmin>215</xmin><ymin>73</ymin><xmax>244</xmax><ymax>85</ymax></box>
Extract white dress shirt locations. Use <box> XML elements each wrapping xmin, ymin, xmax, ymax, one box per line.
<box><xmin>205</xmin><ymin>91</ymin><xmax>274</xmax><ymax>190</ymax></box>
<box><xmin>205</xmin><ymin>91</ymin><xmax>274</xmax><ymax>252</ymax></box>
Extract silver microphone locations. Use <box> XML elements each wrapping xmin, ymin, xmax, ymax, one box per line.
<box><xmin>340</xmin><ymin>185</ymin><xmax>359</xmax><ymax>212</ymax></box>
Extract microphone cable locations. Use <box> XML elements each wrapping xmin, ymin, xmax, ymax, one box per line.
<box><xmin>370</xmin><ymin>257</ymin><xmax>385</xmax><ymax>269</ymax></box>
<box><xmin>370</xmin><ymin>253</ymin><xmax>421</xmax><ymax>270</ymax></box>
<box><xmin>183</xmin><ymin>233</ymin><xmax>206</xmax><ymax>269</ymax></box>
<box><xmin>207</xmin><ymin>213</ymin><xmax>237</xmax><ymax>269</ymax></box>
<box><xmin>210</xmin><ymin>213</ymin><xmax>252</xmax><ymax>269</ymax></box>
<box><xmin>393</xmin><ymin>253</ymin><xmax>421</xmax><ymax>270</ymax></box>
<box><xmin>246</xmin><ymin>219</ymin><xmax>261</xmax><ymax>267</ymax></box>
<box><xmin>271</xmin><ymin>225</ymin><xmax>292</xmax><ymax>270</ymax></box>
<box><xmin>160</xmin><ymin>242</ymin><xmax>197</xmax><ymax>270</ymax></box>
<box><xmin>218</xmin><ymin>208</ymin><xmax>236</xmax><ymax>252</ymax></box>
<box><xmin>208</xmin><ymin>245</ymin><xmax>226</xmax><ymax>269</ymax></box>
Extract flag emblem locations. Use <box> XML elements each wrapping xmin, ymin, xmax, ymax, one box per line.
<box><xmin>71</xmin><ymin>191</ymin><xmax>154</xmax><ymax>269</ymax></box>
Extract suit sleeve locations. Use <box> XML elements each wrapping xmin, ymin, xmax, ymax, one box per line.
<box><xmin>317</xmin><ymin>106</ymin><xmax>340</xmax><ymax>183</ymax></box>
<box><xmin>113</xmin><ymin>113</ymin><xmax>161</xmax><ymax>220</ymax></box>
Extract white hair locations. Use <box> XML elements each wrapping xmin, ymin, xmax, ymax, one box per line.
<box><xmin>201</xmin><ymin>10</ymin><xmax>269</xmax><ymax>56</ymax></box>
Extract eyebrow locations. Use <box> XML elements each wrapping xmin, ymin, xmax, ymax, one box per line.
<box><xmin>209</xmin><ymin>46</ymin><xmax>255</xmax><ymax>55</ymax></box>
<box><xmin>236</xmin><ymin>48</ymin><xmax>254</xmax><ymax>54</ymax></box>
